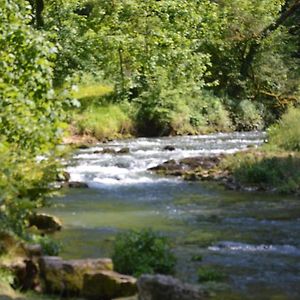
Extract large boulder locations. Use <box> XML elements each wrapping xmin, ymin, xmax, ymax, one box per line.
<box><xmin>137</xmin><ymin>275</ymin><xmax>207</xmax><ymax>300</ymax></box>
<box><xmin>38</xmin><ymin>256</ymin><xmax>113</xmax><ymax>296</ymax></box>
<box><xmin>28</xmin><ymin>213</ymin><xmax>62</xmax><ymax>233</ymax></box>
<box><xmin>82</xmin><ymin>270</ymin><xmax>137</xmax><ymax>300</ymax></box>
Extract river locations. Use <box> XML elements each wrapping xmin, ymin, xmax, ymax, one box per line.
<box><xmin>46</xmin><ymin>132</ymin><xmax>300</xmax><ymax>299</ymax></box>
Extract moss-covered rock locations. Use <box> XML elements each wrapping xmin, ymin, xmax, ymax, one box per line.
<box><xmin>28</xmin><ymin>214</ymin><xmax>62</xmax><ymax>233</ymax></box>
<box><xmin>82</xmin><ymin>270</ymin><xmax>137</xmax><ymax>300</ymax></box>
<box><xmin>38</xmin><ymin>256</ymin><xmax>113</xmax><ymax>296</ymax></box>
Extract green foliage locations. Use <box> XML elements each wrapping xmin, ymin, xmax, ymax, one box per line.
<box><xmin>192</xmin><ymin>92</ymin><xmax>233</xmax><ymax>132</ymax></box>
<box><xmin>112</xmin><ymin>229</ymin><xmax>176</xmax><ymax>277</ymax></box>
<box><xmin>225</xmin><ymin>150</ymin><xmax>300</xmax><ymax>193</ymax></box>
<box><xmin>44</xmin><ymin>0</ymin><xmax>102</xmax><ymax>85</ymax></box>
<box><xmin>73</xmin><ymin>103</ymin><xmax>133</xmax><ymax>140</ymax></box>
<box><xmin>0</xmin><ymin>269</ymin><xmax>14</xmax><ymax>286</ymax></box>
<box><xmin>0</xmin><ymin>143</ymin><xmax>61</xmax><ymax>236</ymax></box>
<box><xmin>0</xmin><ymin>0</ymin><xmax>65</xmax><ymax>153</ymax></box>
<box><xmin>198</xmin><ymin>266</ymin><xmax>225</xmax><ymax>282</ymax></box>
<box><xmin>234</xmin><ymin>100</ymin><xmax>264</xmax><ymax>130</ymax></box>
<box><xmin>268</xmin><ymin>107</ymin><xmax>300</xmax><ymax>151</ymax></box>
<box><xmin>0</xmin><ymin>0</ymin><xmax>66</xmax><ymax>238</ymax></box>
<box><xmin>30</xmin><ymin>235</ymin><xmax>61</xmax><ymax>256</ymax></box>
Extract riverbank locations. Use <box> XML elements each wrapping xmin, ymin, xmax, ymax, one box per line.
<box><xmin>149</xmin><ymin>148</ymin><xmax>300</xmax><ymax>195</ymax></box>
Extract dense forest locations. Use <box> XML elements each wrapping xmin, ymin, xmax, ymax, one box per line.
<box><xmin>0</xmin><ymin>0</ymin><xmax>300</xmax><ymax>298</ymax></box>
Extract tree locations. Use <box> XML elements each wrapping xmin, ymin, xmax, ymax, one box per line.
<box><xmin>240</xmin><ymin>0</ymin><xmax>300</xmax><ymax>78</ymax></box>
<box><xmin>0</xmin><ymin>0</ymin><xmax>65</xmax><ymax>235</ymax></box>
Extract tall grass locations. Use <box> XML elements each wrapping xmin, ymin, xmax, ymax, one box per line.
<box><xmin>268</xmin><ymin>107</ymin><xmax>300</xmax><ymax>151</ymax></box>
<box><xmin>73</xmin><ymin>104</ymin><xmax>134</xmax><ymax>141</ymax></box>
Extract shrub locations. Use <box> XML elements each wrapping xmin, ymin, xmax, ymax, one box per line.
<box><xmin>197</xmin><ymin>91</ymin><xmax>233</xmax><ymax>132</ymax></box>
<box><xmin>268</xmin><ymin>107</ymin><xmax>300</xmax><ymax>151</ymax></box>
<box><xmin>112</xmin><ymin>229</ymin><xmax>176</xmax><ymax>277</ymax></box>
<box><xmin>234</xmin><ymin>100</ymin><xmax>264</xmax><ymax>131</ymax></box>
<box><xmin>30</xmin><ymin>235</ymin><xmax>61</xmax><ymax>256</ymax></box>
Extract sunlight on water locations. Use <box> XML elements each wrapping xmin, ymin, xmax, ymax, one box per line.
<box><xmin>46</xmin><ymin>131</ymin><xmax>300</xmax><ymax>299</ymax></box>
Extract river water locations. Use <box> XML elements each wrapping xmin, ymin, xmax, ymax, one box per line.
<box><xmin>47</xmin><ymin>132</ymin><xmax>300</xmax><ymax>299</ymax></box>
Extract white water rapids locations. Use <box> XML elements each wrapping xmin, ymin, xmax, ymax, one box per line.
<box><xmin>67</xmin><ymin>131</ymin><xmax>265</xmax><ymax>188</ymax></box>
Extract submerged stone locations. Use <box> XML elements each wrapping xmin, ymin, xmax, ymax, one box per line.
<box><xmin>67</xmin><ymin>181</ymin><xmax>89</xmax><ymax>188</ymax></box>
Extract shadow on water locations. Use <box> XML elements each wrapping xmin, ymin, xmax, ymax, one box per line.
<box><xmin>45</xmin><ymin>132</ymin><xmax>300</xmax><ymax>299</ymax></box>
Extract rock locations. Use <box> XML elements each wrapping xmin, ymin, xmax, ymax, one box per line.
<box><xmin>28</xmin><ymin>213</ymin><xmax>62</xmax><ymax>233</ymax></box>
<box><xmin>102</xmin><ymin>148</ymin><xmax>117</xmax><ymax>154</ymax></box>
<box><xmin>56</xmin><ymin>171</ymin><xmax>70</xmax><ymax>182</ymax></box>
<box><xmin>137</xmin><ymin>275</ymin><xmax>207</xmax><ymax>300</ymax></box>
<box><xmin>149</xmin><ymin>160</ymin><xmax>182</xmax><ymax>173</ymax></box>
<box><xmin>67</xmin><ymin>181</ymin><xmax>89</xmax><ymax>188</ymax></box>
<box><xmin>163</xmin><ymin>145</ymin><xmax>176</xmax><ymax>151</ymax></box>
<box><xmin>0</xmin><ymin>231</ymin><xmax>26</xmax><ymax>257</ymax></box>
<box><xmin>118</xmin><ymin>147</ymin><xmax>130</xmax><ymax>154</ymax></box>
<box><xmin>13</xmin><ymin>259</ymin><xmax>39</xmax><ymax>291</ymax></box>
<box><xmin>39</xmin><ymin>256</ymin><xmax>113</xmax><ymax>296</ymax></box>
<box><xmin>82</xmin><ymin>270</ymin><xmax>137</xmax><ymax>300</ymax></box>
<box><xmin>149</xmin><ymin>155</ymin><xmax>226</xmax><ymax>179</ymax></box>
<box><xmin>24</xmin><ymin>244</ymin><xmax>43</xmax><ymax>257</ymax></box>
<box><xmin>78</xmin><ymin>144</ymin><xmax>90</xmax><ymax>149</ymax></box>
<box><xmin>180</xmin><ymin>156</ymin><xmax>223</xmax><ymax>170</ymax></box>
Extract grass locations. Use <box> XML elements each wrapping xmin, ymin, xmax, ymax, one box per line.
<box><xmin>223</xmin><ymin>149</ymin><xmax>300</xmax><ymax>194</ymax></box>
<box><xmin>72</xmin><ymin>83</ymin><xmax>113</xmax><ymax>100</ymax></box>
<box><xmin>72</xmin><ymin>104</ymin><xmax>134</xmax><ymax>141</ymax></box>
<box><xmin>268</xmin><ymin>107</ymin><xmax>300</xmax><ymax>151</ymax></box>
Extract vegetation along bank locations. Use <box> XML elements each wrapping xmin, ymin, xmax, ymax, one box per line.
<box><xmin>0</xmin><ymin>0</ymin><xmax>299</xmax><ymax>299</ymax></box>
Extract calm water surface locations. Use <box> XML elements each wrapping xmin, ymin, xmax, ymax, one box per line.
<box><xmin>47</xmin><ymin>132</ymin><xmax>300</xmax><ymax>299</ymax></box>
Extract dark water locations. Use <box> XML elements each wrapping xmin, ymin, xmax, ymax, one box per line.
<box><xmin>46</xmin><ymin>132</ymin><xmax>300</xmax><ymax>299</ymax></box>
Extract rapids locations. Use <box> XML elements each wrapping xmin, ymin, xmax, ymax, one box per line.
<box><xmin>46</xmin><ymin>132</ymin><xmax>300</xmax><ymax>299</ymax></box>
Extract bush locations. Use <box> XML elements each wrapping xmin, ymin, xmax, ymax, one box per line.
<box><xmin>234</xmin><ymin>100</ymin><xmax>264</xmax><ymax>131</ymax></box>
<box><xmin>136</xmin><ymin>89</ymin><xmax>233</xmax><ymax>136</ymax></box>
<box><xmin>112</xmin><ymin>229</ymin><xmax>176</xmax><ymax>277</ymax></box>
<box><xmin>194</xmin><ymin>91</ymin><xmax>233</xmax><ymax>132</ymax></box>
<box><xmin>29</xmin><ymin>235</ymin><xmax>61</xmax><ymax>256</ymax></box>
<box><xmin>268</xmin><ymin>107</ymin><xmax>300</xmax><ymax>151</ymax></box>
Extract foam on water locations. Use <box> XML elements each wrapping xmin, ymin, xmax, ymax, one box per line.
<box><xmin>209</xmin><ymin>241</ymin><xmax>300</xmax><ymax>256</ymax></box>
<box><xmin>67</xmin><ymin>131</ymin><xmax>265</xmax><ymax>188</ymax></box>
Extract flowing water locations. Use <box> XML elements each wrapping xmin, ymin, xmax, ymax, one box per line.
<box><xmin>47</xmin><ymin>132</ymin><xmax>300</xmax><ymax>299</ymax></box>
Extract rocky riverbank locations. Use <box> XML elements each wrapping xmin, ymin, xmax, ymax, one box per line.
<box><xmin>148</xmin><ymin>149</ymin><xmax>300</xmax><ymax>194</ymax></box>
